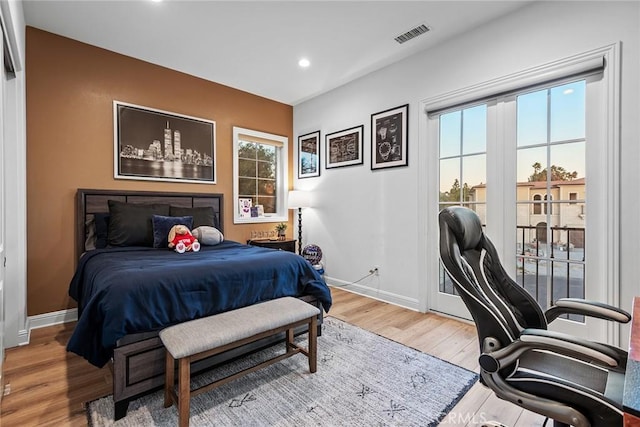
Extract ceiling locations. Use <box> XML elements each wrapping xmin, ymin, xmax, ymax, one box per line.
<box><xmin>22</xmin><ymin>1</ymin><xmax>532</xmax><ymax>105</ymax></box>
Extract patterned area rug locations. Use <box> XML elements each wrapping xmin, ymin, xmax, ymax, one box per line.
<box><xmin>87</xmin><ymin>317</ymin><xmax>478</xmax><ymax>426</ymax></box>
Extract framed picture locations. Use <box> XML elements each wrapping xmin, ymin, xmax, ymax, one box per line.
<box><xmin>298</xmin><ymin>130</ymin><xmax>321</xmax><ymax>178</ymax></box>
<box><xmin>114</xmin><ymin>101</ymin><xmax>216</xmax><ymax>184</ymax></box>
<box><xmin>371</xmin><ymin>104</ymin><xmax>408</xmax><ymax>170</ymax></box>
<box><xmin>325</xmin><ymin>125</ymin><xmax>364</xmax><ymax>169</ymax></box>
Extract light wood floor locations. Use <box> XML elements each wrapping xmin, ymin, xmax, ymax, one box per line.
<box><xmin>0</xmin><ymin>287</ymin><xmax>546</xmax><ymax>426</ymax></box>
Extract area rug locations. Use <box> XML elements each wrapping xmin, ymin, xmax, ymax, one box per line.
<box><xmin>87</xmin><ymin>317</ymin><xmax>478</xmax><ymax>426</ymax></box>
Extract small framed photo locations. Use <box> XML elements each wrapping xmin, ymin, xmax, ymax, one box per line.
<box><xmin>238</xmin><ymin>198</ymin><xmax>252</xmax><ymax>218</ymax></box>
<box><xmin>371</xmin><ymin>104</ymin><xmax>408</xmax><ymax>170</ymax></box>
<box><xmin>325</xmin><ymin>125</ymin><xmax>364</xmax><ymax>169</ymax></box>
<box><xmin>298</xmin><ymin>131</ymin><xmax>321</xmax><ymax>178</ymax></box>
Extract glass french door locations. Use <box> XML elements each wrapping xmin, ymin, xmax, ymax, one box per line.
<box><xmin>435</xmin><ymin>104</ymin><xmax>487</xmax><ymax>319</ymax></box>
<box><xmin>430</xmin><ymin>72</ymin><xmax>614</xmax><ymax>341</ymax></box>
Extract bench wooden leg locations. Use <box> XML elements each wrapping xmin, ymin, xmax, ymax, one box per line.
<box><xmin>178</xmin><ymin>357</ymin><xmax>191</xmax><ymax>427</ymax></box>
<box><xmin>309</xmin><ymin>316</ymin><xmax>317</xmax><ymax>373</ymax></box>
<box><xmin>286</xmin><ymin>328</ymin><xmax>294</xmax><ymax>354</ymax></box>
<box><xmin>164</xmin><ymin>350</ymin><xmax>175</xmax><ymax>408</ymax></box>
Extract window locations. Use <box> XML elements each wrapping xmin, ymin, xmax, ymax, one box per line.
<box><xmin>533</xmin><ymin>194</ymin><xmax>542</xmax><ymax>214</ymax></box>
<box><xmin>569</xmin><ymin>192</ymin><xmax>578</xmax><ymax>204</ymax></box>
<box><xmin>233</xmin><ymin>127</ymin><xmax>288</xmax><ymax>224</ymax></box>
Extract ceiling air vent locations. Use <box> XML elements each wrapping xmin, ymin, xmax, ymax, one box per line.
<box><xmin>394</xmin><ymin>23</ymin><xmax>430</xmax><ymax>44</ymax></box>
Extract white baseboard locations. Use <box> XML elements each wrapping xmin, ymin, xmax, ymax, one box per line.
<box><xmin>324</xmin><ymin>275</ymin><xmax>420</xmax><ymax>311</ymax></box>
<box><xmin>17</xmin><ymin>324</ymin><xmax>30</xmax><ymax>346</ymax></box>
<box><xmin>20</xmin><ymin>308</ymin><xmax>78</xmax><ymax>346</ymax></box>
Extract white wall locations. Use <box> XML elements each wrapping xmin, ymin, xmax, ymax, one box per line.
<box><xmin>294</xmin><ymin>1</ymin><xmax>640</xmax><ymax>328</ymax></box>
<box><xmin>1</xmin><ymin>0</ymin><xmax>28</xmax><ymax>347</ymax></box>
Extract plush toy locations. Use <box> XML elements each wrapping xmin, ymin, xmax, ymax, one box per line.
<box><xmin>168</xmin><ymin>224</ymin><xmax>201</xmax><ymax>253</ymax></box>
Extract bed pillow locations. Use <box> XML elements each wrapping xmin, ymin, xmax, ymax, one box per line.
<box><xmin>192</xmin><ymin>226</ymin><xmax>224</xmax><ymax>246</ymax></box>
<box><xmin>94</xmin><ymin>212</ymin><xmax>110</xmax><ymax>249</ymax></box>
<box><xmin>170</xmin><ymin>206</ymin><xmax>216</xmax><ymax>228</ymax></box>
<box><xmin>84</xmin><ymin>213</ymin><xmax>110</xmax><ymax>251</ymax></box>
<box><xmin>107</xmin><ymin>200</ymin><xmax>170</xmax><ymax>247</ymax></box>
<box><xmin>84</xmin><ymin>217</ymin><xmax>97</xmax><ymax>251</ymax></box>
<box><xmin>152</xmin><ymin>215</ymin><xmax>193</xmax><ymax>248</ymax></box>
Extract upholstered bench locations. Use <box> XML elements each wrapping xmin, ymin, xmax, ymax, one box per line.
<box><xmin>159</xmin><ymin>297</ymin><xmax>321</xmax><ymax>427</ymax></box>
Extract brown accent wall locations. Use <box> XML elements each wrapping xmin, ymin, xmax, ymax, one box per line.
<box><xmin>26</xmin><ymin>27</ymin><xmax>293</xmax><ymax>316</ymax></box>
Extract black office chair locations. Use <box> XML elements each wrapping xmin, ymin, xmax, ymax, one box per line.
<box><xmin>438</xmin><ymin>206</ymin><xmax>631</xmax><ymax>427</ymax></box>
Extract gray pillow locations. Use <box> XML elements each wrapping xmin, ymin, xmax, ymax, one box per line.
<box><xmin>192</xmin><ymin>226</ymin><xmax>224</xmax><ymax>245</ymax></box>
<box><xmin>84</xmin><ymin>217</ymin><xmax>96</xmax><ymax>251</ymax></box>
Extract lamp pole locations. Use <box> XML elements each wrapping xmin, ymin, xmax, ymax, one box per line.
<box><xmin>288</xmin><ymin>190</ymin><xmax>310</xmax><ymax>256</ymax></box>
<box><xmin>297</xmin><ymin>207</ymin><xmax>303</xmax><ymax>255</ymax></box>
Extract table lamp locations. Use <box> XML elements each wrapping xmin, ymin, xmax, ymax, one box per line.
<box><xmin>287</xmin><ymin>190</ymin><xmax>311</xmax><ymax>255</ymax></box>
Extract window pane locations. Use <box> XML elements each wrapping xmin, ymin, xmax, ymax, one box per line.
<box><xmin>239</xmin><ymin>178</ymin><xmax>256</xmax><ymax>195</ymax></box>
<box><xmin>550</xmin><ymin>81</ymin><xmax>585</xmax><ymax>142</ymax></box>
<box><xmin>439</xmin><ymin>264</ymin><xmax>457</xmax><ymax>294</ymax></box>
<box><xmin>257</xmin><ymin>144</ymin><xmax>276</xmax><ymax>162</ymax></box>
<box><xmin>461</xmin><ymin>154</ymin><xmax>486</xmax><ymax>202</ymax></box>
<box><xmin>550</xmin><ymin>211</ymin><xmax>585</xmax><ymax>261</ymax></box>
<box><xmin>439</xmin><ymin>158</ymin><xmax>460</xmax><ymax>203</ymax></box>
<box><xmin>238</xmin><ymin>159</ymin><xmax>256</xmax><ymax>178</ymax></box>
<box><xmin>516</xmin><ymin>259</ymin><xmax>549</xmax><ymax>310</ymax></box>
<box><xmin>517</xmin><ymin>90</ymin><xmax>547</xmax><ymax>147</ymax></box>
<box><xmin>440</xmin><ymin>111</ymin><xmax>461</xmax><ymax>158</ymax></box>
<box><xmin>258</xmin><ymin>180</ymin><xmax>276</xmax><ymax>196</ymax></box>
<box><xmin>257</xmin><ymin>161</ymin><xmax>274</xmax><ymax>179</ymax></box>
<box><xmin>549</xmin><ymin>141</ymin><xmax>585</xmax><ymax>186</ymax></box>
<box><xmin>238</xmin><ymin>141</ymin><xmax>256</xmax><ymax>159</ymax></box>
<box><xmin>258</xmin><ymin>196</ymin><xmax>276</xmax><ymax>214</ymax></box>
<box><xmin>516</xmin><ymin>146</ymin><xmax>547</xmax><ymax>201</ymax></box>
<box><xmin>462</xmin><ymin>105</ymin><xmax>487</xmax><ymax>155</ymax></box>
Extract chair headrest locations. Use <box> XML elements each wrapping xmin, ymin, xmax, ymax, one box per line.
<box><xmin>439</xmin><ymin>206</ymin><xmax>483</xmax><ymax>251</ymax></box>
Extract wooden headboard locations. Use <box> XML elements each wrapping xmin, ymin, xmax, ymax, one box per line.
<box><xmin>76</xmin><ymin>188</ymin><xmax>224</xmax><ymax>260</ymax></box>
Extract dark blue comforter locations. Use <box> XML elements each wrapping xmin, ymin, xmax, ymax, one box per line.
<box><xmin>67</xmin><ymin>240</ymin><xmax>332</xmax><ymax>367</ymax></box>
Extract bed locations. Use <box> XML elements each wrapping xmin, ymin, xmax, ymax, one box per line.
<box><xmin>68</xmin><ymin>189</ymin><xmax>332</xmax><ymax>419</ymax></box>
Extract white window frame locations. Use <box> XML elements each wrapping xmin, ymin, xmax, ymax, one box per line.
<box><xmin>233</xmin><ymin>126</ymin><xmax>289</xmax><ymax>224</ymax></box>
<box><xmin>419</xmin><ymin>43</ymin><xmax>621</xmax><ymax>344</ymax></box>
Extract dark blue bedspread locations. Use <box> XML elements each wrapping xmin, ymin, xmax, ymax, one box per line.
<box><xmin>67</xmin><ymin>240</ymin><xmax>332</xmax><ymax>367</ymax></box>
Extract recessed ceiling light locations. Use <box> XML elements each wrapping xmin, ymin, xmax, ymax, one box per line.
<box><xmin>298</xmin><ymin>58</ymin><xmax>310</xmax><ymax>68</ymax></box>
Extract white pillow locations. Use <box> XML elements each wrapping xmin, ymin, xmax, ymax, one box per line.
<box><xmin>192</xmin><ymin>226</ymin><xmax>224</xmax><ymax>245</ymax></box>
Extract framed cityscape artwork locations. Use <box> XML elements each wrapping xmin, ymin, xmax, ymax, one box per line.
<box><xmin>325</xmin><ymin>125</ymin><xmax>364</xmax><ymax>169</ymax></box>
<box><xmin>113</xmin><ymin>101</ymin><xmax>216</xmax><ymax>184</ymax></box>
<box><xmin>298</xmin><ymin>130</ymin><xmax>321</xmax><ymax>178</ymax></box>
<box><xmin>371</xmin><ymin>104</ymin><xmax>408</xmax><ymax>170</ymax></box>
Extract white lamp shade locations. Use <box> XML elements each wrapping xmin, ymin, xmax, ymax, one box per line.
<box><xmin>288</xmin><ymin>190</ymin><xmax>311</xmax><ymax>209</ymax></box>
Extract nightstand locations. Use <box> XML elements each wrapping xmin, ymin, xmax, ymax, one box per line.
<box><xmin>247</xmin><ymin>239</ymin><xmax>296</xmax><ymax>253</ymax></box>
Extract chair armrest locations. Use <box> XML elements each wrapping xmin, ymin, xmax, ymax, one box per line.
<box><xmin>479</xmin><ymin>328</ymin><xmax>622</xmax><ymax>373</ymax></box>
<box><xmin>544</xmin><ymin>298</ymin><xmax>631</xmax><ymax>324</ymax></box>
